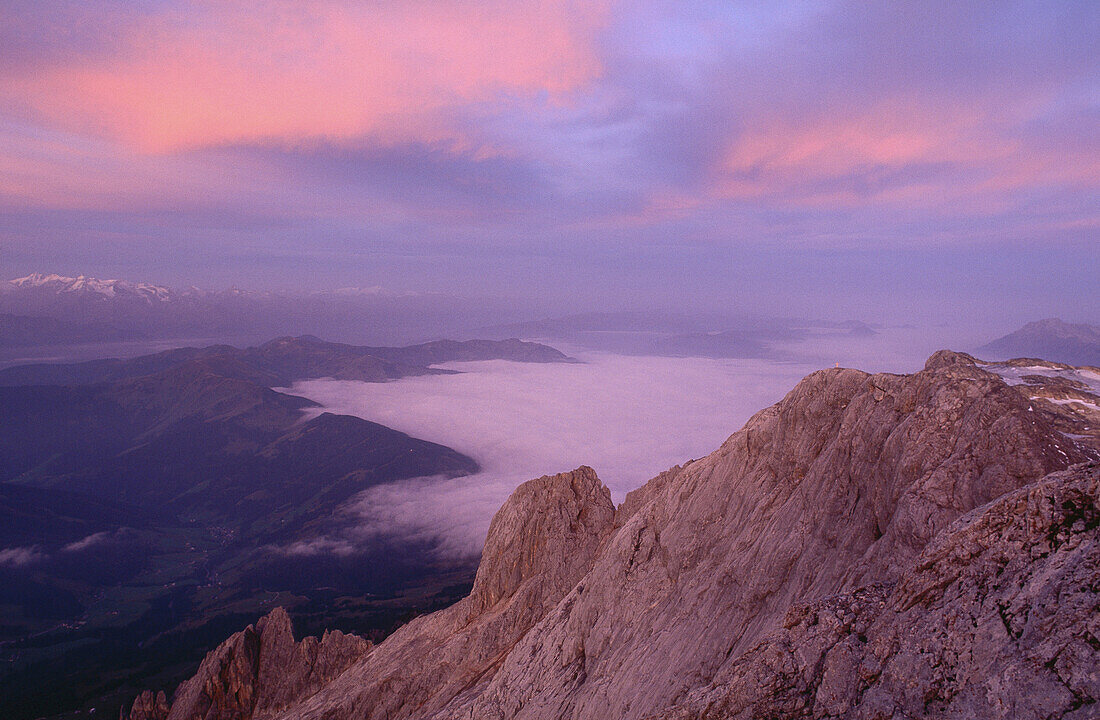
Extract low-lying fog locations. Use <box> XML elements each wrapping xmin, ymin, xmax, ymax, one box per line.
<box><xmin>285</xmin><ymin>330</ymin><xmax>952</xmax><ymax>560</ymax></box>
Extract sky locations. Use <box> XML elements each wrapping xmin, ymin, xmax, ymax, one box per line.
<box><xmin>1</xmin><ymin>1</ymin><xmax>1097</xmax><ymax>321</ymax></box>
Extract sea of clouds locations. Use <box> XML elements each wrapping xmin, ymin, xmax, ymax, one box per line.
<box><xmin>279</xmin><ymin>324</ymin><xmax>969</xmax><ymax>560</ymax></box>
<box><xmin>285</xmin><ymin>351</ymin><xmax>821</xmax><ymax>558</ymax></box>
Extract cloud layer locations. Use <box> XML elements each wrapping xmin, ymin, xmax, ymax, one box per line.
<box><xmin>286</xmin><ymin>352</ymin><xmax>817</xmax><ymax>557</ymax></box>
<box><xmin>0</xmin><ymin>528</ymin><xmax>131</xmax><ymax>568</ymax></box>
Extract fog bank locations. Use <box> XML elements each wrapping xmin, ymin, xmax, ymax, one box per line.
<box><xmin>287</xmin><ymin>352</ymin><xmax>818</xmax><ymax>558</ymax></box>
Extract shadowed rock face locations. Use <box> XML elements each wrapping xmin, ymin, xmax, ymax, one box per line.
<box><xmin>125</xmin><ymin>607</ymin><xmax>370</xmax><ymax>720</ymax></box>
<box><xmin>127</xmin><ymin>351</ymin><xmax>1100</xmax><ymax>720</ymax></box>
<box><xmin>123</xmin><ymin>691</ymin><xmax>169</xmax><ymax>720</ymax></box>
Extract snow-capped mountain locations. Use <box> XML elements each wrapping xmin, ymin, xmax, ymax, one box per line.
<box><xmin>7</xmin><ymin>273</ymin><xmax>175</xmax><ymax>304</ymax></box>
<box><xmin>0</xmin><ymin>273</ymin><xmax>518</xmax><ymax>349</ymax></box>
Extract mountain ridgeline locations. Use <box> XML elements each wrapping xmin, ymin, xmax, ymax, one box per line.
<box><xmin>0</xmin><ymin>273</ymin><xmax>553</xmax><ymax>353</ymax></box>
<box><xmin>979</xmin><ymin>318</ymin><xmax>1100</xmax><ymax>367</ymax></box>
<box><xmin>0</xmin><ymin>334</ymin><xmax>571</xmax><ymax>387</ymax></box>
<box><xmin>0</xmin><ymin>336</ymin><xmax>571</xmax><ymax>720</ymax></box>
<box><xmin>126</xmin><ymin>350</ymin><xmax>1100</xmax><ymax>720</ymax></box>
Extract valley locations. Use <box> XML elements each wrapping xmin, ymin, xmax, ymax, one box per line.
<box><xmin>0</xmin><ymin>336</ymin><xmax>569</xmax><ymax>719</ymax></box>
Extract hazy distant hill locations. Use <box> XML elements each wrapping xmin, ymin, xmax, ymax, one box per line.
<box><xmin>978</xmin><ymin>318</ymin><xmax>1100</xmax><ymax>366</ymax></box>
<box><xmin>470</xmin><ymin>311</ymin><xmax>877</xmax><ymax>359</ymax></box>
<box><xmin>0</xmin><ymin>313</ymin><xmax>139</xmax><ymax>346</ymax></box>
<box><xmin>0</xmin><ymin>335</ymin><xmax>570</xmax><ymax>387</ymax></box>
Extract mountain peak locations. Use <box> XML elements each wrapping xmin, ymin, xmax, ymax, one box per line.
<box><xmin>7</xmin><ymin>273</ymin><xmax>174</xmax><ymax>303</ymax></box>
<box><xmin>469</xmin><ymin>465</ymin><xmax>614</xmax><ymax>615</ymax></box>
<box><xmin>923</xmin><ymin>348</ymin><xmax>978</xmax><ymax>370</ymax></box>
<box><xmin>128</xmin><ymin>607</ymin><xmax>371</xmax><ymax>720</ymax></box>
<box><xmin>979</xmin><ymin>318</ymin><xmax>1100</xmax><ymax>366</ymax></box>
<box><xmin>1019</xmin><ymin>317</ymin><xmax>1100</xmax><ymax>339</ymax></box>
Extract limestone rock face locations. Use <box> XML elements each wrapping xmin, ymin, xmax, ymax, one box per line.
<box><xmin>250</xmin><ymin>608</ymin><xmax>373</xmax><ymax>719</ymax></box>
<box><xmin>651</xmin><ymin>462</ymin><xmax>1100</xmax><ymax>719</ymax></box>
<box><xmin>127</xmin><ymin>607</ymin><xmax>370</xmax><ymax>720</ymax></box>
<box><xmin>273</xmin><ymin>465</ymin><xmax>615</xmax><ymax>720</ymax></box>
<box><xmin>128</xmin><ymin>352</ymin><xmax>1100</xmax><ymax>720</ymax></box>
<box><xmin>467</xmin><ymin>465</ymin><xmax>615</xmax><ymax>616</ymax></box>
<box><xmin>452</xmin><ymin>357</ymin><xmax>1093</xmax><ymax>720</ymax></box>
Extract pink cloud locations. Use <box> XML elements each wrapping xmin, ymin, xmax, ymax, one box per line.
<box><xmin>3</xmin><ymin>0</ymin><xmax>610</xmax><ymax>152</ymax></box>
<box><xmin>0</xmin><ymin>125</ymin><xmax>286</xmax><ymax>212</ymax></box>
<box><xmin>689</xmin><ymin>95</ymin><xmax>1100</xmax><ymax>221</ymax></box>
<box><xmin>719</xmin><ymin>102</ymin><xmax>998</xmax><ymax>202</ymax></box>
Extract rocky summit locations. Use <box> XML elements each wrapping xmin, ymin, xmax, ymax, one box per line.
<box><xmin>127</xmin><ymin>351</ymin><xmax>1100</xmax><ymax>720</ymax></box>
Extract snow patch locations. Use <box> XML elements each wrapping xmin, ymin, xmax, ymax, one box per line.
<box><xmin>985</xmin><ymin>362</ymin><xmax>1100</xmax><ymax>396</ymax></box>
<box><xmin>1032</xmin><ymin>396</ymin><xmax>1100</xmax><ymax>412</ymax></box>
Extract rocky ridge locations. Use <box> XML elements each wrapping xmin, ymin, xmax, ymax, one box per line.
<box><xmin>128</xmin><ymin>351</ymin><xmax>1100</xmax><ymax>720</ymax></box>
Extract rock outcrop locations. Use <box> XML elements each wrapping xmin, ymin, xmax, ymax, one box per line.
<box><xmin>127</xmin><ymin>351</ymin><xmax>1100</xmax><ymax>720</ymax></box>
<box><xmin>122</xmin><ymin>690</ymin><xmax>169</xmax><ymax>720</ymax></box>
<box><xmin>448</xmin><ymin>354</ymin><xmax>1094</xmax><ymax>720</ymax></box>
<box><xmin>128</xmin><ymin>607</ymin><xmax>370</xmax><ymax>720</ymax></box>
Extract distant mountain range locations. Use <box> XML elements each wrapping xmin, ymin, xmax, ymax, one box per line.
<box><xmin>979</xmin><ymin>318</ymin><xmax>1100</xmax><ymax>367</ymax></box>
<box><xmin>2</xmin><ymin>274</ymin><xmax>885</xmax><ymax>363</ymax></box>
<box><xmin>0</xmin><ymin>335</ymin><xmax>570</xmax><ymax>720</ymax></box>
<box><xmin>7</xmin><ymin>273</ymin><xmax>175</xmax><ymax>303</ymax></box>
<box><xmin>4</xmin><ymin>273</ymin><xmax>407</xmax><ymax>304</ymax></box>
<box><xmin>469</xmin><ymin>311</ymin><xmax>878</xmax><ymax>359</ymax></box>
<box><xmin>0</xmin><ymin>273</ymin><xmax>535</xmax><ymax>351</ymax></box>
